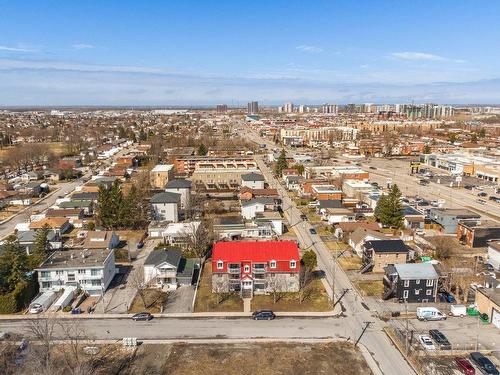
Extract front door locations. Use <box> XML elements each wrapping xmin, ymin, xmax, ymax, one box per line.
<box><xmin>242</xmin><ymin>280</ymin><xmax>253</xmax><ymax>289</ymax></box>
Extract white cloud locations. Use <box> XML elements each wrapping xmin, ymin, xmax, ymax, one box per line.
<box><xmin>390</xmin><ymin>51</ymin><xmax>464</xmax><ymax>63</ymax></box>
<box><xmin>0</xmin><ymin>45</ymin><xmax>37</xmax><ymax>53</ymax></box>
<box><xmin>296</xmin><ymin>45</ymin><xmax>323</xmax><ymax>54</ymax></box>
<box><xmin>72</xmin><ymin>43</ymin><xmax>94</xmax><ymax>50</ymax></box>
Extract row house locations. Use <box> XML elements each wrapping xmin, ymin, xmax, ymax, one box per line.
<box><xmin>211</xmin><ymin>241</ymin><xmax>300</xmax><ymax>297</ymax></box>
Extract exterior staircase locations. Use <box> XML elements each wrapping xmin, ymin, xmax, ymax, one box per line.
<box><xmin>242</xmin><ymin>288</ymin><xmax>253</xmax><ymax>299</ymax></box>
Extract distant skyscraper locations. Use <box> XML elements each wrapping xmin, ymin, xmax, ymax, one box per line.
<box><xmin>284</xmin><ymin>102</ymin><xmax>294</xmax><ymax>113</ymax></box>
<box><xmin>298</xmin><ymin>104</ymin><xmax>305</xmax><ymax>113</ymax></box>
<box><xmin>216</xmin><ymin>104</ymin><xmax>228</xmax><ymax>114</ymax></box>
<box><xmin>247</xmin><ymin>101</ymin><xmax>259</xmax><ymax>114</ymax></box>
<box><xmin>322</xmin><ymin>104</ymin><xmax>338</xmax><ymax>114</ymax></box>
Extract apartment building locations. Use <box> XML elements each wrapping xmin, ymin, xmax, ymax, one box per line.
<box><xmin>36</xmin><ymin>248</ymin><xmax>117</xmax><ymax>296</ymax></box>
<box><xmin>211</xmin><ymin>241</ymin><xmax>300</xmax><ymax>297</ymax></box>
<box><xmin>174</xmin><ymin>156</ymin><xmax>255</xmax><ymax>176</ymax></box>
<box><xmin>150</xmin><ymin>164</ymin><xmax>174</xmax><ymax>189</ymax></box>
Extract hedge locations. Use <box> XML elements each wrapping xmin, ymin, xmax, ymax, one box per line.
<box><xmin>0</xmin><ymin>279</ymin><xmax>39</xmax><ymax>314</ymax></box>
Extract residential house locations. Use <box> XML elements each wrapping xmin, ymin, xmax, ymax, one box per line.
<box><xmin>348</xmin><ymin>228</ymin><xmax>386</xmax><ymax>257</ymax></box>
<box><xmin>383</xmin><ymin>263</ymin><xmax>439</xmax><ymax>303</ymax></box>
<box><xmin>241</xmin><ymin>197</ymin><xmax>280</xmax><ymax>220</ymax></box>
<box><xmin>241</xmin><ymin>172</ymin><xmax>265</xmax><ymax>190</ymax></box>
<box><xmin>36</xmin><ymin>248</ymin><xmax>117</xmax><ymax>296</ymax></box>
<box><xmin>239</xmin><ymin>187</ymin><xmax>279</xmax><ymax>201</ymax></box>
<box><xmin>58</xmin><ymin>200</ymin><xmax>93</xmax><ymax>215</ymax></box>
<box><xmin>83</xmin><ymin>231</ymin><xmax>120</xmax><ymax>249</ymax></box>
<box><xmin>147</xmin><ymin>221</ymin><xmax>200</xmax><ymax>246</ymax></box>
<box><xmin>457</xmin><ymin>220</ymin><xmax>500</xmax><ymax>248</ymax></box>
<box><xmin>71</xmin><ymin>191</ymin><xmax>99</xmax><ymax>203</ymax></box>
<box><xmin>317</xmin><ymin>200</ymin><xmax>354</xmax><ymax>224</ymax></box>
<box><xmin>17</xmin><ymin>230</ymin><xmax>62</xmax><ymax>254</ymax></box>
<box><xmin>165</xmin><ymin>179</ymin><xmax>192</xmax><ymax>209</ymax></box>
<box><xmin>311</xmin><ymin>185</ymin><xmax>342</xmax><ymax>200</ymax></box>
<box><xmin>211</xmin><ymin>241</ymin><xmax>300</xmax><ymax>297</ymax></box>
<box><xmin>429</xmin><ymin>208</ymin><xmax>481</xmax><ymax>234</ymax></box>
<box><xmin>150</xmin><ymin>164</ymin><xmax>174</xmax><ymax>189</ymax></box>
<box><xmin>333</xmin><ymin>221</ymin><xmax>381</xmax><ymax>239</ymax></box>
<box><xmin>150</xmin><ymin>192</ymin><xmax>180</xmax><ymax>222</ymax></box>
<box><xmin>342</xmin><ymin>180</ymin><xmax>373</xmax><ymax>198</ymax></box>
<box><xmin>402</xmin><ymin>206</ymin><xmax>425</xmax><ymax>230</ymax></box>
<box><xmin>46</xmin><ymin>208</ymin><xmax>84</xmax><ymax>221</ymax></box>
<box><xmin>29</xmin><ymin>217</ymin><xmax>71</xmax><ymax>235</ymax></box>
<box><xmin>143</xmin><ymin>247</ymin><xmax>196</xmax><ymax>289</ymax></box>
<box><xmin>18</xmin><ymin>182</ymin><xmax>43</xmax><ymax>197</ymax></box>
<box><xmin>362</xmin><ymin>240</ymin><xmax>410</xmax><ymax>273</ymax></box>
<box><xmin>284</xmin><ymin>175</ymin><xmax>303</xmax><ymax>191</ymax></box>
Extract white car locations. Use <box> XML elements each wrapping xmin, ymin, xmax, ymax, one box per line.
<box><xmin>28</xmin><ymin>305</ymin><xmax>43</xmax><ymax>314</ymax></box>
<box><xmin>419</xmin><ymin>334</ymin><xmax>436</xmax><ymax>351</ymax></box>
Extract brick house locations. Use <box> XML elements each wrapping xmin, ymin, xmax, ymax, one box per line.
<box><xmin>362</xmin><ymin>239</ymin><xmax>410</xmax><ymax>273</ymax></box>
<box><xmin>211</xmin><ymin>241</ymin><xmax>300</xmax><ymax>297</ymax></box>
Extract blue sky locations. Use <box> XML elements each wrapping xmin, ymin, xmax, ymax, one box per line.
<box><xmin>0</xmin><ymin>0</ymin><xmax>499</xmax><ymax>105</ymax></box>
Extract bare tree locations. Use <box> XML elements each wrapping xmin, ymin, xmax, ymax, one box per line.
<box><xmin>129</xmin><ymin>266</ymin><xmax>149</xmax><ymax>309</ymax></box>
<box><xmin>212</xmin><ymin>275</ymin><xmax>230</xmax><ymax>305</ymax></box>
<box><xmin>267</xmin><ymin>276</ymin><xmax>288</xmax><ymax>304</ymax></box>
<box><xmin>184</xmin><ymin>220</ymin><xmax>214</xmax><ymax>266</ymax></box>
<box><xmin>298</xmin><ymin>267</ymin><xmax>314</xmax><ymax>304</ymax></box>
<box><xmin>25</xmin><ymin>315</ymin><xmax>59</xmax><ymax>374</ymax></box>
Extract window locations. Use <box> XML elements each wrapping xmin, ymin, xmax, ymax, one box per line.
<box><xmin>41</xmin><ymin>271</ymin><xmax>51</xmax><ymax>278</ymax></box>
<box><xmin>217</xmin><ymin>260</ymin><xmax>223</xmax><ymax>270</ymax></box>
<box><xmin>415</xmin><ymin>289</ymin><xmax>420</xmax><ymax>295</ymax></box>
<box><xmin>403</xmin><ymin>290</ymin><xmax>409</xmax><ymax>299</ymax></box>
<box><xmin>426</xmin><ymin>279</ymin><xmax>434</xmax><ymax>287</ymax></box>
<box><xmin>91</xmin><ymin>279</ymin><xmax>101</xmax><ymax>286</ymax></box>
<box><xmin>403</xmin><ymin>280</ymin><xmax>410</xmax><ymax>287</ymax></box>
<box><xmin>290</xmin><ymin>260</ymin><xmax>296</xmax><ymax>269</ymax></box>
<box><xmin>67</xmin><ymin>274</ymin><xmax>75</xmax><ymax>282</ymax></box>
<box><xmin>415</xmin><ymin>279</ymin><xmax>420</xmax><ymax>285</ymax></box>
<box><xmin>91</xmin><ymin>269</ymin><xmax>100</xmax><ymax>276</ymax></box>
<box><xmin>56</xmin><ymin>270</ymin><xmax>63</xmax><ymax>276</ymax></box>
<box><xmin>270</xmin><ymin>260</ymin><xmax>277</xmax><ymax>269</ymax></box>
<box><xmin>426</xmin><ymin>289</ymin><xmax>432</xmax><ymax>296</ymax></box>
<box><xmin>244</xmin><ymin>265</ymin><xmax>250</xmax><ymax>273</ymax></box>
<box><xmin>78</xmin><ymin>269</ymin><xmax>85</xmax><ymax>274</ymax></box>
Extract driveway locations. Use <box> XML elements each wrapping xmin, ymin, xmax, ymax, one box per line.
<box><xmin>163</xmin><ymin>285</ymin><xmax>196</xmax><ymax>313</ymax></box>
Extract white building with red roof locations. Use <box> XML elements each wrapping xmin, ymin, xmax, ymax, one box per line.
<box><xmin>211</xmin><ymin>241</ymin><xmax>300</xmax><ymax>297</ymax></box>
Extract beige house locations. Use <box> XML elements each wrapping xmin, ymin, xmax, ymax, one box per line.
<box><xmin>150</xmin><ymin>164</ymin><xmax>174</xmax><ymax>189</ymax></box>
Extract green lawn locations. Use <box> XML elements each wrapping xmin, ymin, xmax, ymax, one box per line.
<box><xmin>353</xmin><ymin>280</ymin><xmax>384</xmax><ymax>297</ymax></box>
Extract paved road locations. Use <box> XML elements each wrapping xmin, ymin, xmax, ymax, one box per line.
<box><xmin>0</xmin><ymin>316</ymin><xmax>354</xmax><ymax>341</ymax></box>
<box><xmin>244</xmin><ymin>129</ymin><xmax>415</xmax><ymax>375</ymax></box>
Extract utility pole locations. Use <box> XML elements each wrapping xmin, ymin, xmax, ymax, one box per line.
<box><xmin>333</xmin><ymin>288</ymin><xmax>350</xmax><ymax>309</ymax></box>
<box><xmin>405</xmin><ymin>298</ymin><xmax>409</xmax><ymax>353</ymax></box>
<box><xmin>355</xmin><ymin>321</ymin><xmax>373</xmax><ymax>347</ymax></box>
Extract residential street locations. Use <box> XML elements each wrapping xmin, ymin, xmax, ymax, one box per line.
<box><xmin>244</xmin><ymin>129</ymin><xmax>416</xmax><ymax>375</ymax></box>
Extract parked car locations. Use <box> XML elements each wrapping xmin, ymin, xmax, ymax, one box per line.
<box><xmin>418</xmin><ymin>334</ymin><xmax>435</xmax><ymax>351</ymax></box>
<box><xmin>136</xmin><ymin>242</ymin><xmax>144</xmax><ymax>249</ymax></box>
<box><xmin>309</xmin><ymin>228</ymin><xmax>317</xmax><ymax>235</ymax></box>
<box><xmin>369</xmin><ymin>166</ymin><xmax>377</xmax><ymax>170</ymax></box>
<box><xmin>132</xmin><ymin>312</ymin><xmax>153</xmax><ymax>321</ymax></box>
<box><xmin>477</xmin><ymin>199</ymin><xmax>487</xmax><ymax>205</ymax></box>
<box><xmin>450</xmin><ymin>305</ymin><xmax>467</xmax><ymax>317</ymax></box>
<box><xmin>489</xmin><ymin>196</ymin><xmax>499</xmax><ymax>202</ymax></box>
<box><xmin>417</xmin><ymin>307</ymin><xmax>447</xmax><ymax>321</ymax></box>
<box><xmin>455</xmin><ymin>357</ymin><xmax>475</xmax><ymax>375</ymax></box>
<box><xmin>300</xmin><ymin>214</ymin><xmax>307</xmax><ymax>220</ymax></box>
<box><xmin>415</xmin><ymin>229</ymin><xmax>425</xmax><ymax>236</ymax></box>
<box><xmin>429</xmin><ymin>329</ymin><xmax>452</xmax><ymax>350</ymax></box>
<box><xmin>28</xmin><ymin>305</ymin><xmax>43</xmax><ymax>314</ymax></box>
<box><xmin>252</xmin><ymin>310</ymin><xmax>276</xmax><ymax>320</ymax></box>
<box><xmin>470</xmin><ymin>352</ymin><xmax>499</xmax><ymax>375</ymax></box>
<box><xmin>438</xmin><ymin>291</ymin><xmax>456</xmax><ymax>303</ymax></box>
<box><xmin>478</xmin><ymin>192</ymin><xmax>488</xmax><ymax>197</ymax></box>
<box><xmin>464</xmin><ymin>185</ymin><xmax>474</xmax><ymax>190</ymax></box>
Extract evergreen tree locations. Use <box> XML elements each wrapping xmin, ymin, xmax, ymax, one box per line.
<box><xmin>423</xmin><ymin>145</ymin><xmax>431</xmax><ymax>154</ymax></box>
<box><xmin>108</xmin><ymin>180</ymin><xmax>124</xmax><ymax>229</ymax></box>
<box><xmin>97</xmin><ymin>184</ymin><xmax>112</xmax><ymax>228</ymax></box>
<box><xmin>139</xmin><ymin>128</ymin><xmax>147</xmax><ymax>141</ymax></box>
<box><xmin>274</xmin><ymin>149</ymin><xmax>287</xmax><ymax>177</ymax></box>
<box><xmin>301</xmin><ymin>250</ymin><xmax>317</xmax><ymax>271</ymax></box>
<box><xmin>30</xmin><ymin>224</ymin><xmax>50</xmax><ymax>268</ymax></box>
<box><xmin>197</xmin><ymin>143</ymin><xmax>208</xmax><ymax>156</ymax></box>
<box><xmin>374</xmin><ymin>184</ymin><xmax>404</xmax><ymax>229</ymax></box>
<box><xmin>0</xmin><ymin>236</ymin><xmax>28</xmax><ymax>293</ymax></box>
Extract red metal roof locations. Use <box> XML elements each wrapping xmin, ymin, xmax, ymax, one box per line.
<box><xmin>212</xmin><ymin>241</ymin><xmax>300</xmax><ymax>273</ymax></box>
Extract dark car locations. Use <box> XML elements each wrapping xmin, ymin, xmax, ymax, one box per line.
<box><xmin>455</xmin><ymin>357</ymin><xmax>475</xmax><ymax>375</ymax></box>
<box><xmin>252</xmin><ymin>310</ymin><xmax>276</xmax><ymax>320</ymax></box>
<box><xmin>136</xmin><ymin>242</ymin><xmax>144</xmax><ymax>249</ymax></box>
<box><xmin>464</xmin><ymin>185</ymin><xmax>474</xmax><ymax>190</ymax></box>
<box><xmin>309</xmin><ymin>228</ymin><xmax>317</xmax><ymax>235</ymax></box>
<box><xmin>300</xmin><ymin>214</ymin><xmax>307</xmax><ymax>221</ymax></box>
<box><xmin>429</xmin><ymin>329</ymin><xmax>451</xmax><ymax>350</ymax></box>
<box><xmin>132</xmin><ymin>312</ymin><xmax>153</xmax><ymax>321</ymax></box>
<box><xmin>489</xmin><ymin>196</ymin><xmax>499</xmax><ymax>202</ymax></box>
<box><xmin>369</xmin><ymin>166</ymin><xmax>377</xmax><ymax>170</ymax></box>
<box><xmin>470</xmin><ymin>352</ymin><xmax>499</xmax><ymax>375</ymax></box>
<box><xmin>478</xmin><ymin>192</ymin><xmax>488</xmax><ymax>197</ymax></box>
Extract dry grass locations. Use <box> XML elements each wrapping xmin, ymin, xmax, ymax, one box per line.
<box><xmin>123</xmin><ymin>342</ymin><xmax>373</xmax><ymax>375</ymax></box>
<box><xmin>193</xmin><ymin>263</ymin><xmax>243</xmax><ymax>312</ymax></box>
<box><xmin>115</xmin><ymin>229</ymin><xmax>146</xmax><ymax>244</ymax></box>
<box><xmin>354</xmin><ymin>280</ymin><xmax>384</xmax><ymax>297</ymax></box>
<box><xmin>251</xmin><ymin>278</ymin><xmax>331</xmax><ymax>312</ymax></box>
<box><xmin>338</xmin><ymin>256</ymin><xmax>363</xmax><ymax>271</ymax></box>
<box><xmin>128</xmin><ymin>288</ymin><xmax>168</xmax><ymax>313</ymax></box>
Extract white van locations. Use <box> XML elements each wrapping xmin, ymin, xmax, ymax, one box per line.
<box><xmin>450</xmin><ymin>305</ymin><xmax>467</xmax><ymax>317</ymax></box>
<box><xmin>416</xmin><ymin>307</ymin><xmax>447</xmax><ymax>321</ymax></box>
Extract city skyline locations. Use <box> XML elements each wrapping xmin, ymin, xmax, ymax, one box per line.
<box><xmin>1</xmin><ymin>1</ymin><xmax>500</xmax><ymax>105</ymax></box>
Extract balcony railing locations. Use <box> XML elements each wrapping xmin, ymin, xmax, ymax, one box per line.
<box><xmin>228</xmin><ymin>268</ymin><xmax>241</xmax><ymax>274</ymax></box>
<box><xmin>252</xmin><ymin>267</ymin><xmax>266</xmax><ymax>274</ymax></box>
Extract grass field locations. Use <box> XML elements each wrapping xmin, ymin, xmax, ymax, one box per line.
<box><xmin>0</xmin><ymin>142</ymin><xmax>68</xmax><ymax>159</ymax></box>
<box><xmin>193</xmin><ymin>263</ymin><xmax>243</xmax><ymax>312</ymax></box>
<box><xmin>353</xmin><ymin>280</ymin><xmax>384</xmax><ymax>297</ymax></box>
<box><xmin>338</xmin><ymin>255</ymin><xmax>363</xmax><ymax>271</ymax></box>
<box><xmin>128</xmin><ymin>288</ymin><xmax>168</xmax><ymax>313</ymax></box>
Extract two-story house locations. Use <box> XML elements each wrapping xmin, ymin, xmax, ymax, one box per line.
<box><xmin>35</xmin><ymin>248</ymin><xmax>117</xmax><ymax>296</ymax></box>
<box><xmin>143</xmin><ymin>247</ymin><xmax>196</xmax><ymax>289</ymax></box>
<box><xmin>150</xmin><ymin>192</ymin><xmax>181</xmax><ymax>222</ymax></box>
<box><xmin>211</xmin><ymin>241</ymin><xmax>300</xmax><ymax>297</ymax></box>
<box><xmin>241</xmin><ymin>172</ymin><xmax>265</xmax><ymax>190</ymax></box>
<box><xmin>165</xmin><ymin>179</ymin><xmax>192</xmax><ymax>209</ymax></box>
<box><xmin>362</xmin><ymin>239</ymin><xmax>410</xmax><ymax>273</ymax></box>
<box><xmin>383</xmin><ymin>263</ymin><xmax>439</xmax><ymax>303</ymax></box>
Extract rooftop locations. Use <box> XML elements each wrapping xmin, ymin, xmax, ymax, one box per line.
<box><xmin>165</xmin><ymin>179</ymin><xmax>192</xmax><ymax>189</ymax></box>
<box><xmin>37</xmin><ymin>248</ymin><xmax>113</xmax><ymax>269</ymax></box>
<box><xmin>150</xmin><ymin>191</ymin><xmax>181</xmax><ymax>204</ymax></box>
<box><xmin>151</xmin><ymin>164</ymin><xmax>174</xmax><ymax>172</ymax></box>
<box><xmin>144</xmin><ymin>247</ymin><xmax>182</xmax><ymax>267</ymax></box>
<box><xmin>365</xmin><ymin>239</ymin><xmax>410</xmax><ymax>253</ymax></box>
<box><xmin>241</xmin><ymin>172</ymin><xmax>265</xmax><ymax>181</ymax></box>
<box><xmin>212</xmin><ymin>241</ymin><xmax>299</xmax><ymax>262</ymax></box>
<box><xmin>393</xmin><ymin>263</ymin><xmax>439</xmax><ymax>280</ymax></box>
